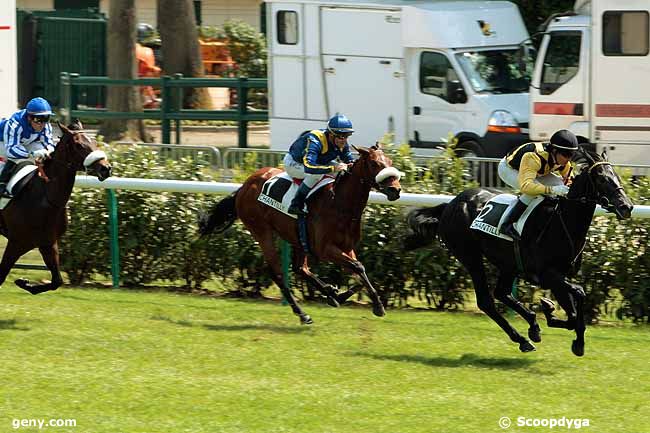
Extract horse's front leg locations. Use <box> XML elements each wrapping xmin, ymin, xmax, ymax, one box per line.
<box><xmin>322</xmin><ymin>246</ymin><xmax>385</xmax><ymax>317</ymax></box>
<box><xmin>292</xmin><ymin>251</ymin><xmax>339</xmax><ymax>308</ymax></box>
<box><xmin>15</xmin><ymin>243</ymin><xmax>64</xmax><ymax>295</ymax></box>
<box><xmin>540</xmin><ymin>270</ymin><xmax>586</xmax><ymax>356</ymax></box>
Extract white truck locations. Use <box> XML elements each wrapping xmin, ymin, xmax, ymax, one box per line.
<box><xmin>265</xmin><ymin>0</ymin><xmax>532</xmax><ymax>157</ymax></box>
<box><xmin>0</xmin><ymin>0</ymin><xmax>18</xmax><ymax>116</ymax></box>
<box><xmin>530</xmin><ymin>0</ymin><xmax>650</xmax><ymax>165</ymax></box>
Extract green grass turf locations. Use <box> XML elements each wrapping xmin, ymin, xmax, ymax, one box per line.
<box><xmin>0</xmin><ymin>284</ymin><xmax>648</xmax><ymax>433</ymax></box>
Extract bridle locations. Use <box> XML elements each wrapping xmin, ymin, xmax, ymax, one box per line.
<box><xmin>48</xmin><ymin>130</ymin><xmax>107</xmax><ymax>174</ymax></box>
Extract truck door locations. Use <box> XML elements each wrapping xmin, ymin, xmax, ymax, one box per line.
<box><xmin>408</xmin><ymin>50</ymin><xmax>470</xmax><ymax>149</ymax></box>
<box><xmin>529</xmin><ymin>28</ymin><xmax>589</xmax><ymax>141</ymax></box>
<box><xmin>591</xmin><ymin>2</ymin><xmax>650</xmax><ymax>164</ymax></box>
<box><xmin>320</xmin><ymin>7</ymin><xmax>406</xmax><ymax>145</ymax></box>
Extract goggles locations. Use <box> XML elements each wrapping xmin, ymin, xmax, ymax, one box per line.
<box><xmin>30</xmin><ymin>115</ymin><xmax>50</xmax><ymax>124</ymax></box>
<box><xmin>332</xmin><ymin>131</ymin><xmax>352</xmax><ymax>139</ymax></box>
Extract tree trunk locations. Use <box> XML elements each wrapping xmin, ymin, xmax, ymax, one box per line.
<box><xmin>98</xmin><ymin>0</ymin><xmax>152</xmax><ymax>142</ymax></box>
<box><xmin>158</xmin><ymin>0</ymin><xmax>212</xmax><ymax>109</ymax></box>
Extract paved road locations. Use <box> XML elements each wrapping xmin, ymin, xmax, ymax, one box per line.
<box><xmin>147</xmin><ymin>127</ymin><xmax>270</xmax><ymax>148</ymax></box>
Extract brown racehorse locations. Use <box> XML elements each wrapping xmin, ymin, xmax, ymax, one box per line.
<box><xmin>199</xmin><ymin>144</ymin><xmax>402</xmax><ymax>324</ymax></box>
<box><xmin>0</xmin><ymin>120</ymin><xmax>112</xmax><ymax>295</ymax></box>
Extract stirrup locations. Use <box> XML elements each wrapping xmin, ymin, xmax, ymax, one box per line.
<box><xmin>288</xmin><ymin>205</ymin><xmax>306</xmax><ymax>216</ymax></box>
<box><xmin>501</xmin><ymin>224</ymin><xmax>520</xmax><ymax>240</ymax></box>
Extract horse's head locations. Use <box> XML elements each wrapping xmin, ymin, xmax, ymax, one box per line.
<box><xmin>349</xmin><ymin>143</ymin><xmax>402</xmax><ymax>201</ymax></box>
<box><xmin>55</xmin><ymin>120</ymin><xmax>112</xmax><ymax>181</ymax></box>
<box><xmin>569</xmin><ymin>148</ymin><xmax>633</xmax><ymax>219</ymax></box>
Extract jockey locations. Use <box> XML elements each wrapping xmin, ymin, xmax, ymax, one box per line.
<box><xmin>498</xmin><ymin>129</ymin><xmax>579</xmax><ymax>240</ymax></box>
<box><xmin>0</xmin><ymin>97</ymin><xmax>55</xmax><ymax>197</ymax></box>
<box><xmin>284</xmin><ymin>114</ymin><xmax>356</xmax><ymax>216</ymax></box>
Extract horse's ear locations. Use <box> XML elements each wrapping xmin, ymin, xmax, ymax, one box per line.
<box><xmin>68</xmin><ymin>118</ymin><xmax>83</xmax><ymax>131</ymax></box>
<box><xmin>601</xmin><ymin>150</ymin><xmax>608</xmax><ymax>161</ymax></box>
<box><xmin>352</xmin><ymin>145</ymin><xmax>369</xmax><ymax>156</ymax></box>
<box><xmin>371</xmin><ymin>141</ymin><xmax>382</xmax><ymax>150</ymax></box>
<box><xmin>58</xmin><ymin>121</ymin><xmax>70</xmax><ymax>135</ymax></box>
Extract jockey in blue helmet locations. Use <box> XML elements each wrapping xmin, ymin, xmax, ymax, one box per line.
<box><xmin>0</xmin><ymin>97</ymin><xmax>55</xmax><ymax>196</ymax></box>
<box><xmin>284</xmin><ymin>114</ymin><xmax>356</xmax><ymax>216</ymax></box>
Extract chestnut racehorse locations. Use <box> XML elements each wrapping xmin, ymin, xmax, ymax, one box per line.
<box><xmin>0</xmin><ymin>120</ymin><xmax>112</xmax><ymax>294</ymax></box>
<box><xmin>199</xmin><ymin>144</ymin><xmax>402</xmax><ymax>324</ymax></box>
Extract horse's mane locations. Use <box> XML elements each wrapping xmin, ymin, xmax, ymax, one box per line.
<box><xmin>572</xmin><ymin>147</ymin><xmax>604</xmax><ymax>173</ymax></box>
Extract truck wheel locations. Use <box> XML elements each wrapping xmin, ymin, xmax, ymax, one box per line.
<box><xmin>455</xmin><ymin>140</ymin><xmax>484</xmax><ymax>158</ymax></box>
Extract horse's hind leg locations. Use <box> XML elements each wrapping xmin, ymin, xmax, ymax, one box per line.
<box><xmin>253</xmin><ymin>230</ymin><xmax>313</xmax><ymax>325</ymax></box>
<box><xmin>494</xmin><ymin>272</ymin><xmax>541</xmax><ymax>343</ymax></box>
<box><xmin>0</xmin><ymin>240</ymin><xmax>32</xmax><ymax>289</ymax></box>
<box><xmin>462</xmin><ymin>255</ymin><xmax>535</xmax><ymax>352</ymax></box>
<box><xmin>292</xmin><ymin>251</ymin><xmax>339</xmax><ymax>308</ymax></box>
<box><xmin>16</xmin><ymin>243</ymin><xmax>64</xmax><ymax>295</ymax></box>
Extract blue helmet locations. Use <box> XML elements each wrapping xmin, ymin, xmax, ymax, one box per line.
<box><xmin>26</xmin><ymin>97</ymin><xmax>52</xmax><ymax>116</ymax></box>
<box><xmin>327</xmin><ymin>114</ymin><xmax>354</xmax><ymax>135</ymax></box>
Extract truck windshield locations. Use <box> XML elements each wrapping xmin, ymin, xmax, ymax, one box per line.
<box><xmin>455</xmin><ymin>49</ymin><xmax>532</xmax><ymax>94</ymax></box>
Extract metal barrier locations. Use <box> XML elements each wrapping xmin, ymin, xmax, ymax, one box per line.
<box><xmin>113</xmin><ymin>142</ymin><xmax>222</xmax><ymax>168</ymax></box>
<box><xmin>222</xmin><ymin>148</ymin><xmax>286</xmax><ymax>169</ymax></box>
<box><xmin>60</xmin><ymin>73</ymin><xmax>268</xmax><ymax>147</ymax></box>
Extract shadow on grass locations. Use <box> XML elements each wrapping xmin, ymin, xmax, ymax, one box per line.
<box><xmin>151</xmin><ymin>314</ymin><xmax>310</xmax><ymax>334</ymax></box>
<box><xmin>352</xmin><ymin>352</ymin><xmax>539</xmax><ymax>370</ymax></box>
<box><xmin>0</xmin><ymin>319</ymin><xmax>30</xmax><ymax>331</ymax></box>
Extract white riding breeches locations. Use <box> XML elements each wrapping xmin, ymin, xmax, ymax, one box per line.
<box><xmin>498</xmin><ymin>157</ymin><xmax>564</xmax><ymax>205</ymax></box>
<box><xmin>283</xmin><ymin>153</ymin><xmax>324</xmax><ymax>188</ymax></box>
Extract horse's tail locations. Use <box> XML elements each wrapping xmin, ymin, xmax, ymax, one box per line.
<box><xmin>198</xmin><ymin>190</ymin><xmax>240</xmax><ymax>236</ymax></box>
<box><xmin>403</xmin><ymin>204</ymin><xmax>448</xmax><ymax>250</ymax></box>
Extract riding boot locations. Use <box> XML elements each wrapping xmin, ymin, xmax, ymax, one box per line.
<box><xmin>288</xmin><ymin>182</ymin><xmax>311</xmax><ymax>216</ymax></box>
<box><xmin>0</xmin><ymin>160</ymin><xmax>17</xmax><ymax>197</ymax></box>
<box><xmin>500</xmin><ymin>199</ymin><xmax>528</xmax><ymax>240</ymax></box>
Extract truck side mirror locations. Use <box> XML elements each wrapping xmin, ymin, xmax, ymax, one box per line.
<box><xmin>447</xmin><ymin>81</ymin><xmax>467</xmax><ymax>104</ymax></box>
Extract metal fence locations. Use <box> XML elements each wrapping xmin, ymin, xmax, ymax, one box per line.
<box><xmin>101</xmin><ymin>143</ymin><xmax>650</xmax><ymax>188</ymax></box>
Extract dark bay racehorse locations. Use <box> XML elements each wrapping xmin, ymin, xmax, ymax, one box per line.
<box><xmin>199</xmin><ymin>144</ymin><xmax>402</xmax><ymax>325</ymax></box>
<box><xmin>0</xmin><ymin>120</ymin><xmax>112</xmax><ymax>294</ymax></box>
<box><xmin>405</xmin><ymin>149</ymin><xmax>633</xmax><ymax>356</ymax></box>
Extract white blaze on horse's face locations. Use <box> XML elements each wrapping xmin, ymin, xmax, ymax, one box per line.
<box><xmin>375</xmin><ymin>166</ymin><xmax>405</xmax><ymax>184</ymax></box>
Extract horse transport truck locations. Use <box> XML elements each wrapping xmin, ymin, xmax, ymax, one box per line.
<box><xmin>0</xmin><ymin>0</ymin><xmax>18</xmax><ymax>116</ymax></box>
<box><xmin>265</xmin><ymin>0</ymin><xmax>533</xmax><ymax>157</ymax></box>
<box><xmin>530</xmin><ymin>0</ymin><xmax>650</xmax><ymax>166</ymax></box>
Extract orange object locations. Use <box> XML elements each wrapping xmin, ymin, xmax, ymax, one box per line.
<box><xmin>135</xmin><ymin>43</ymin><xmax>161</xmax><ymax>108</ymax></box>
<box><xmin>199</xmin><ymin>40</ymin><xmax>235</xmax><ymax>75</ymax></box>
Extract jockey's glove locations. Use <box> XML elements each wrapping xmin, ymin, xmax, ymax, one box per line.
<box><xmin>31</xmin><ymin>148</ymin><xmax>52</xmax><ymax>160</ymax></box>
<box><xmin>551</xmin><ymin>184</ymin><xmax>570</xmax><ymax>196</ymax></box>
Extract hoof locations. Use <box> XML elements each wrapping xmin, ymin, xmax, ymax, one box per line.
<box><xmin>372</xmin><ymin>304</ymin><xmax>386</xmax><ymax>317</ymax></box>
<box><xmin>571</xmin><ymin>340</ymin><xmax>584</xmax><ymax>357</ymax></box>
<box><xmin>519</xmin><ymin>340</ymin><xmax>536</xmax><ymax>353</ymax></box>
<box><xmin>15</xmin><ymin>278</ymin><xmax>37</xmax><ymax>295</ymax></box>
<box><xmin>528</xmin><ymin>323</ymin><xmax>542</xmax><ymax>343</ymax></box>
<box><xmin>300</xmin><ymin>314</ymin><xmax>313</xmax><ymax>325</ymax></box>
<box><xmin>326</xmin><ymin>296</ymin><xmax>340</xmax><ymax>308</ymax></box>
<box><xmin>540</xmin><ymin>298</ymin><xmax>555</xmax><ymax>313</ymax></box>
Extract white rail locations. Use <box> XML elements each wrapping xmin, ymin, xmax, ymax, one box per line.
<box><xmin>74</xmin><ymin>176</ymin><xmax>650</xmax><ymax>218</ymax></box>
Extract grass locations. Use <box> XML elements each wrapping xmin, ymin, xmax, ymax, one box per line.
<box><xmin>0</xmin><ymin>282</ymin><xmax>649</xmax><ymax>433</ymax></box>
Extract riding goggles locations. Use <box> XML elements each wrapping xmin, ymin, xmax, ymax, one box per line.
<box><xmin>31</xmin><ymin>115</ymin><xmax>51</xmax><ymax>124</ymax></box>
<box><xmin>333</xmin><ymin>132</ymin><xmax>352</xmax><ymax>139</ymax></box>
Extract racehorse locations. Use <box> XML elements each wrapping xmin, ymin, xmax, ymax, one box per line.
<box><xmin>405</xmin><ymin>149</ymin><xmax>633</xmax><ymax>356</ymax></box>
<box><xmin>198</xmin><ymin>144</ymin><xmax>402</xmax><ymax>325</ymax></box>
<box><xmin>0</xmin><ymin>120</ymin><xmax>112</xmax><ymax>295</ymax></box>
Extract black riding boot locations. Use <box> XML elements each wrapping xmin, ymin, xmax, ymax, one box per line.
<box><xmin>0</xmin><ymin>160</ymin><xmax>17</xmax><ymax>197</ymax></box>
<box><xmin>288</xmin><ymin>182</ymin><xmax>311</xmax><ymax>216</ymax></box>
<box><xmin>500</xmin><ymin>199</ymin><xmax>528</xmax><ymax>240</ymax></box>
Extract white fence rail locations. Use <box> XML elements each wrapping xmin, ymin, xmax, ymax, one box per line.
<box><xmin>74</xmin><ymin>176</ymin><xmax>650</xmax><ymax>218</ymax></box>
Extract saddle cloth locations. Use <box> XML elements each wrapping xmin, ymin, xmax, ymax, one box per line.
<box><xmin>470</xmin><ymin>194</ymin><xmax>545</xmax><ymax>241</ymax></box>
<box><xmin>0</xmin><ymin>161</ymin><xmax>38</xmax><ymax>210</ymax></box>
<box><xmin>257</xmin><ymin>172</ymin><xmax>336</xmax><ymax>219</ymax></box>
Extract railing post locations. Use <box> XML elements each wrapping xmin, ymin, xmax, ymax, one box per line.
<box><xmin>70</xmin><ymin>72</ymin><xmax>80</xmax><ymax>114</ymax></box>
<box><xmin>59</xmin><ymin>72</ymin><xmax>71</xmax><ymax>124</ymax></box>
<box><xmin>106</xmin><ymin>189</ymin><xmax>120</xmax><ymax>288</ymax></box>
<box><xmin>237</xmin><ymin>77</ymin><xmax>248</xmax><ymax>148</ymax></box>
<box><xmin>161</xmin><ymin>75</ymin><xmax>171</xmax><ymax>144</ymax></box>
<box><xmin>173</xmin><ymin>73</ymin><xmax>183</xmax><ymax>144</ymax></box>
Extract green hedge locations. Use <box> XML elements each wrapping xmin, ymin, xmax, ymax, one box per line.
<box><xmin>60</xmin><ymin>144</ymin><xmax>650</xmax><ymax>323</ymax></box>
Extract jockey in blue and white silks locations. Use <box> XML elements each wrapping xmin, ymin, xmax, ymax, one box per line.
<box><xmin>283</xmin><ymin>114</ymin><xmax>356</xmax><ymax>216</ymax></box>
<box><xmin>0</xmin><ymin>97</ymin><xmax>55</xmax><ymax>196</ymax></box>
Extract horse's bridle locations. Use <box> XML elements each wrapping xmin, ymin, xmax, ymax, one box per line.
<box><xmin>49</xmin><ymin>130</ymin><xmax>107</xmax><ymax>174</ymax></box>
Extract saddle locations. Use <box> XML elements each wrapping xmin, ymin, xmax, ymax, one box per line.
<box><xmin>470</xmin><ymin>194</ymin><xmax>545</xmax><ymax>241</ymax></box>
<box><xmin>0</xmin><ymin>161</ymin><xmax>39</xmax><ymax>209</ymax></box>
<box><xmin>257</xmin><ymin>172</ymin><xmax>336</xmax><ymax>219</ymax></box>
